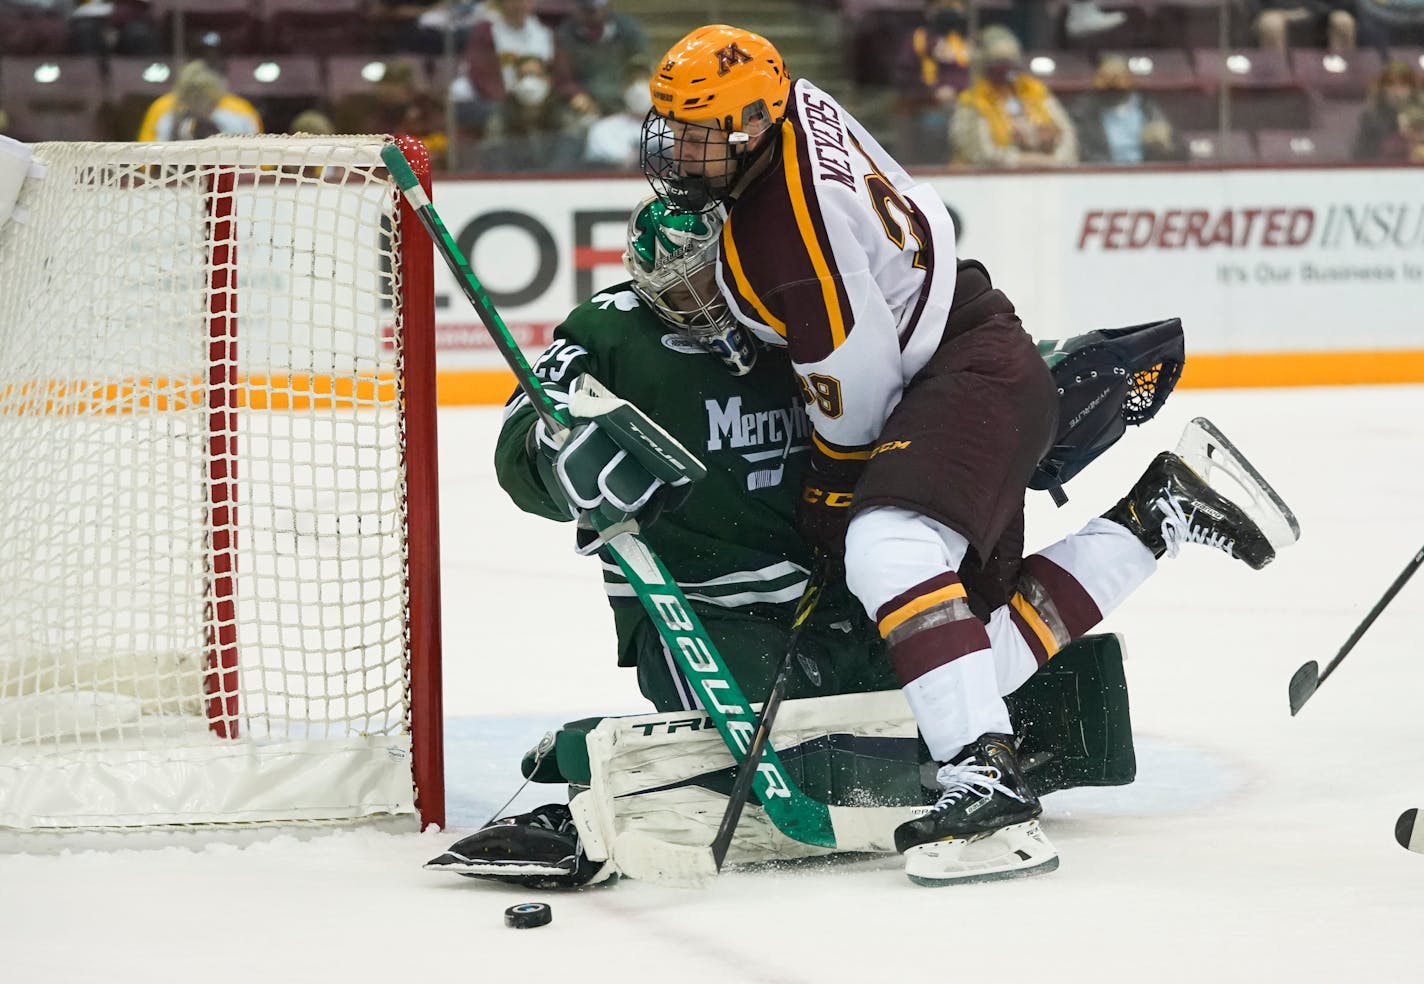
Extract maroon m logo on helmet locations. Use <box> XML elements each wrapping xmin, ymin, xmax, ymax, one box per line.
<box><xmin>714</xmin><ymin>43</ymin><xmax>753</xmax><ymax>76</ymax></box>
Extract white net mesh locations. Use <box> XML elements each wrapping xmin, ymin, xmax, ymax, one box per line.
<box><xmin>0</xmin><ymin>136</ymin><xmax>430</xmax><ymax>831</ymax></box>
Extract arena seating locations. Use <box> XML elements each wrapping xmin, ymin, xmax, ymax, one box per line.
<box><xmin>0</xmin><ymin>0</ymin><xmax>1415</xmax><ymax>167</ymax></box>
<box><xmin>1</xmin><ymin>56</ymin><xmax>105</xmax><ymax>142</ymax></box>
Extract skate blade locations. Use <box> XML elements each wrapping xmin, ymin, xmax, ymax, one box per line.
<box><xmin>1175</xmin><ymin>416</ymin><xmax>1300</xmax><ymax>551</ymax></box>
<box><xmin>903</xmin><ymin>820</ymin><xmax>1059</xmax><ymax>887</ymax></box>
<box><xmin>424</xmin><ymin>853</ymin><xmax>576</xmax><ymax>878</ymax></box>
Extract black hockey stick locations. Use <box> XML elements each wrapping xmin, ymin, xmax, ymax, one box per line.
<box><xmin>1289</xmin><ymin>544</ymin><xmax>1424</xmax><ymax>715</ymax></box>
<box><xmin>707</xmin><ymin>561</ymin><xmax>827</xmax><ymax>872</ymax></box>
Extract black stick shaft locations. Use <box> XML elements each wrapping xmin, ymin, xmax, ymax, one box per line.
<box><xmin>1316</xmin><ymin>545</ymin><xmax>1424</xmax><ymax>686</ymax></box>
<box><xmin>709</xmin><ymin>566</ymin><xmax>825</xmax><ymax>870</ymax></box>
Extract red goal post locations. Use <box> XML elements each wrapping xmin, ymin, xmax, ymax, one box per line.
<box><xmin>0</xmin><ymin>134</ymin><xmax>443</xmax><ymax>835</ymax></box>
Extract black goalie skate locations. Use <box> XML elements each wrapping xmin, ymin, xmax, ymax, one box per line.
<box><xmin>894</xmin><ymin>734</ymin><xmax>1059</xmax><ymax>886</ymax></box>
<box><xmin>1106</xmin><ymin>450</ymin><xmax>1277</xmax><ymax>569</ymax></box>
<box><xmin>424</xmin><ymin>803</ymin><xmax>612</xmax><ymax>889</ymax></box>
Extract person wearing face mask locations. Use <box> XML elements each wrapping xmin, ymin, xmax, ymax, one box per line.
<box><xmin>950</xmin><ymin>25</ymin><xmax>1077</xmax><ymax>168</ymax></box>
<box><xmin>893</xmin><ymin>0</ymin><xmax>974</xmax><ymax>164</ymax></box>
<box><xmin>483</xmin><ymin>54</ymin><xmax>586</xmax><ymax>171</ymax></box>
<box><xmin>583</xmin><ymin>59</ymin><xmax>655</xmax><ymax>170</ymax></box>
<box><xmin>556</xmin><ymin>0</ymin><xmax>649</xmax><ymax>117</ymax></box>
<box><xmin>1070</xmin><ymin>55</ymin><xmax>1183</xmax><ymax>165</ymax></box>
<box><xmin>464</xmin><ymin>0</ymin><xmax>597</xmax><ymax>118</ymax></box>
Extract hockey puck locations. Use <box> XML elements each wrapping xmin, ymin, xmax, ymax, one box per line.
<box><xmin>504</xmin><ymin>902</ymin><xmax>553</xmax><ymax>929</ymax></box>
<box><xmin>1396</xmin><ymin>808</ymin><xmax>1421</xmax><ymax>853</ymax></box>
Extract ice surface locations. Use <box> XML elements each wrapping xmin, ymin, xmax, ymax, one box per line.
<box><xmin>4</xmin><ymin>386</ymin><xmax>1423</xmax><ymax>983</ymax></box>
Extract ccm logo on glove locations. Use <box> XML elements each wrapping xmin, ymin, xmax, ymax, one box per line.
<box><xmin>802</xmin><ymin>487</ymin><xmax>854</xmax><ymax>508</ymax></box>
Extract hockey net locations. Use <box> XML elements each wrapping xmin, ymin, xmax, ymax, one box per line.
<box><xmin>0</xmin><ymin>135</ymin><xmax>443</xmax><ymax>835</ymax></box>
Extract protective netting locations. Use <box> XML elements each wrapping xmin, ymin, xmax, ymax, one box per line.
<box><xmin>0</xmin><ymin>136</ymin><xmax>430</xmax><ymax>831</ymax></box>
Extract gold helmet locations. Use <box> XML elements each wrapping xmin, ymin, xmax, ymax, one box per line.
<box><xmin>650</xmin><ymin>25</ymin><xmax>791</xmax><ymax>134</ymax></box>
<box><xmin>640</xmin><ymin>25</ymin><xmax>791</xmax><ymax>212</ymax></box>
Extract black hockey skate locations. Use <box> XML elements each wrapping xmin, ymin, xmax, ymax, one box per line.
<box><xmin>894</xmin><ymin>734</ymin><xmax>1058</xmax><ymax>886</ymax></box>
<box><xmin>1105</xmin><ymin>450</ymin><xmax>1276</xmax><ymax>570</ymax></box>
<box><xmin>424</xmin><ymin>803</ymin><xmax>612</xmax><ymax>889</ymax></box>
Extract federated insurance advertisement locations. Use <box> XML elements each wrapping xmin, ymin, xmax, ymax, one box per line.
<box><xmin>425</xmin><ymin>167</ymin><xmax>1424</xmax><ymax>398</ymax></box>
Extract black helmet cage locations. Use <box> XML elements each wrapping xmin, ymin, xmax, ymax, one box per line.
<box><xmin>639</xmin><ymin>101</ymin><xmax>778</xmax><ymax>214</ymax></box>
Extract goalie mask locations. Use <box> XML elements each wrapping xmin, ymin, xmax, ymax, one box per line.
<box><xmin>623</xmin><ymin>195</ymin><xmax>758</xmax><ymax>375</ymax></box>
<box><xmin>640</xmin><ymin>25</ymin><xmax>791</xmax><ymax>213</ymax></box>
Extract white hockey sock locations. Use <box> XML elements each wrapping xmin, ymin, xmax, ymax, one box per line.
<box><xmin>903</xmin><ymin>650</ymin><xmax>1012</xmax><ymax>763</ymax></box>
<box><xmin>1035</xmin><ymin>516</ymin><xmax>1157</xmax><ymax>617</ymax></box>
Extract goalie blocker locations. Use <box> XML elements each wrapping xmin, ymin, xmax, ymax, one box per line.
<box><xmin>427</xmin><ymin>633</ymin><xmax>1132</xmax><ymax>885</ymax></box>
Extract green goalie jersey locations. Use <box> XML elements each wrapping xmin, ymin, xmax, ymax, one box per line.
<box><xmin>494</xmin><ymin>283</ymin><xmax>892</xmax><ymax>704</ymax></box>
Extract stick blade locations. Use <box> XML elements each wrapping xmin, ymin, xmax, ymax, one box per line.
<box><xmin>1396</xmin><ymin>809</ymin><xmax>1424</xmax><ymax>853</ymax></box>
<box><xmin>611</xmin><ymin>830</ymin><xmax>718</xmax><ymax>887</ymax></box>
<box><xmin>1288</xmin><ymin>660</ymin><xmax>1320</xmax><ymax>716</ymax></box>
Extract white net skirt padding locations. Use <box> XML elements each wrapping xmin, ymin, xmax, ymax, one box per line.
<box><xmin>0</xmin><ymin>137</ymin><xmax>432</xmax><ymax>831</ymax></box>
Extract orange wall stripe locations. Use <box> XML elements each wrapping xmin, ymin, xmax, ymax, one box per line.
<box><xmin>10</xmin><ymin>352</ymin><xmax>1423</xmax><ymax>415</ymax></box>
<box><xmin>1178</xmin><ymin>351</ymin><xmax>1424</xmax><ymax>389</ymax></box>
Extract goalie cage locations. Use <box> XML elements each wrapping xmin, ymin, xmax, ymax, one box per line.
<box><xmin>0</xmin><ymin>135</ymin><xmax>444</xmax><ymax>839</ymax></box>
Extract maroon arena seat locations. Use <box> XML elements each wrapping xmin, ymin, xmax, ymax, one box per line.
<box><xmin>324</xmin><ymin>55</ymin><xmax>432</xmax><ymax>103</ymax></box>
<box><xmin>225</xmin><ymin>54</ymin><xmax>325</xmax><ymax>104</ymax></box>
<box><xmin>1193</xmin><ymin>47</ymin><xmax>1295</xmax><ymax>89</ymax></box>
<box><xmin>0</xmin><ymin>56</ymin><xmax>105</xmax><ymax>141</ymax></box>
<box><xmin>1180</xmin><ymin>129</ymin><xmax>1257</xmax><ymax>163</ymax></box>
<box><xmin>261</xmin><ymin>0</ymin><xmax>369</xmax><ymax>54</ymax></box>
<box><xmin>1117</xmin><ymin>48</ymin><xmax>1197</xmax><ymax>90</ymax></box>
<box><xmin>1291</xmin><ymin>48</ymin><xmax>1384</xmax><ymax>101</ymax></box>
<box><xmin>1026</xmin><ymin>50</ymin><xmax>1096</xmax><ymax>92</ymax></box>
<box><xmin>1255</xmin><ymin>128</ymin><xmax>1352</xmax><ymax>163</ymax></box>
<box><xmin>148</xmin><ymin>0</ymin><xmax>263</xmax><ymax>55</ymax></box>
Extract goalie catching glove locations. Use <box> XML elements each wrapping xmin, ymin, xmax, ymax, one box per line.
<box><xmin>529</xmin><ymin>373</ymin><xmax>707</xmax><ymax>530</ymax></box>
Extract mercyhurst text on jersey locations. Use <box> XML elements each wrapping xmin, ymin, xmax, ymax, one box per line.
<box><xmin>493</xmin><ymin>283</ymin><xmax>896</xmax><ymax>709</ymax></box>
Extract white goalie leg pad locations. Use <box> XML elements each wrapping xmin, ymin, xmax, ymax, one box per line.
<box><xmin>570</xmin><ymin>691</ymin><xmax>928</xmax><ymax>879</ymax></box>
<box><xmin>903</xmin><ymin>820</ymin><xmax>1059</xmax><ymax>887</ymax></box>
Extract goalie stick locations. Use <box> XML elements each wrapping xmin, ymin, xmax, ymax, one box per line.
<box><xmin>381</xmin><ymin>142</ymin><xmax>845</xmax><ymax>859</ymax></box>
<box><xmin>614</xmin><ymin>564</ymin><xmax>828</xmax><ymax>884</ymax></box>
<box><xmin>1289</xmin><ymin>545</ymin><xmax>1423</xmax><ymax>716</ymax></box>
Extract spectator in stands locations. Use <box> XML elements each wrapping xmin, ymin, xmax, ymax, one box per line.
<box><xmin>464</xmin><ymin>0</ymin><xmax>597</xmax><ymax>117</ymax></box>
<box><xmin>1353</xmin><ymin>58</ymin><xmax>1423</xmax><ymax>160</ymax></box>
<box><xmin>1063</xmin><ymin>2</ymin><xmax>1130</xmax><ymax>39</ymax></box>
<box><xmin>1355</xmin><ymin>0</ymin><xmax>1424</xmax><ymax>46</ymax></box>
<box><xmin>136</xmin><ymin>61</ymin><xmax>262</xmax><ymax>142</ymax></box>
<box><xmin>1251</xmin><ymin>1</ymin><xmax>1356</xmax><ymax>55</ymax></box>
<box><xmin>282</xmin><ymin>111</ymin><xmax>336</xmax><ymax>178</ymax></box>
<box><xmin>372</xmin><ymin>0</ymin><xmax>482</xmax><ymax>54</ymax></box>
<box><xmin>69</xmin><ymin>0</ymin><xmax>159</xmax><ymax>55</ymax></box>
<box><xmin>995</xmin><ymin>1</ymin><xmax>1125</xmax><ymax>48</ymax></box>
<box><xmin>1400</xmin><ymin>101</ymin><xmax>1424</xmax><ymax>162</ymax></box>
<box><xmin>556</xmin><ymin>0</ymin><xmax>647</xmax><ymax>116</ymax></box>
<box><xmin>1071</xmin><ymin>54</ymin><xmax>1184</xmax><ymax>165</ymax></box>
<box><xmin>481</xmin><ymin>54</ymin><xmax>584</xmax><ymax>171</ymax></box>
<box><xmin>582</xmin><ymin>58</ymin><xmax>651</xmax><ymax>170</ymax></box>
<box><xmin>951</xmin><ymin>25</ymin><xmax>1078</xmax><ymax>167</ymax></box>
<box><xmin>893</xmin><ymin>0</ymin><xmax>973</xmax><ymax>165</ymax></box>
<box><xmin>288</xmin><ymin>109</ymin><xmax>335</xmax><ymax>135</ymax></box>
<box><xmin>332</xmin><ymin>62</ymin><xmax>449</xmax><ymax>166</ymax></box>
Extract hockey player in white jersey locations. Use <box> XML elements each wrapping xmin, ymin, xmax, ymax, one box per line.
<box><xmin>640</xmin><ymin>24</ymin><xmax>1299</xmax><ymax>885</ymax></box>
